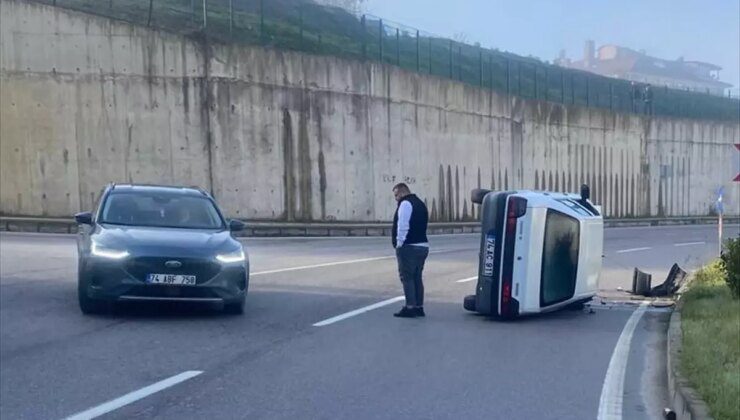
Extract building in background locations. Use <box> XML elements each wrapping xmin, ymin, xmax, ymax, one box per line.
<box><xmin>555</xmin><ymin>41</ymin><xmax>732</xmax><ymax>96</ymax></box>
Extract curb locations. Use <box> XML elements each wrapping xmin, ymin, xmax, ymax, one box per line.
<box><xmin>0</xmin><ymin>216</ymin><xmax>736</xmax><ymax>237</ymax></box>
<box><xmin>666</xmin><ymin>301</ymin><xmax>714</xmax><ymax>420</ymax></box>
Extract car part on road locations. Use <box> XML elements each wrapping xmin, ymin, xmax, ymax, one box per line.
<box><xmin>649</xmin><ymin>264</ymin><xmax>687</xmax><ymax>297</ymax></box>
<box><xmin>632</xmin><ymin>268</ymin><xmax>652</xmax><ymax>295</ymax></box>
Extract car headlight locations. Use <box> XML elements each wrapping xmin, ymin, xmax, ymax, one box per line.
<box><xmin>91</xmin><ymin>242</ymin><xmax>130</xmax><ymax>259</ymax></box>
<box><xmin>216</xmin><ymin>249</ymin><xmax>245</xmax><ymax>264</ymax></box>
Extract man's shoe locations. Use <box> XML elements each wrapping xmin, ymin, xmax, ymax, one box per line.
<box><xmin>415</xmin><ymin>307</ymin><xmax>425</xmax><ymax>317</ymax></box>
<box><xmin>393</xmin><ymin>307</ymin><xmax>417</xmax><ymax>318</ymax></box>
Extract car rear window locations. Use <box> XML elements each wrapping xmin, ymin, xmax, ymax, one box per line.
<box><xmin>540</xmin><ymin>209</ymin><xmax>580</xmax><ymax>307</ymax></box>
<box><xmin>100</xmin><ymin>192</ymin><xmax>225</xmax><ymax>229</ymax></box>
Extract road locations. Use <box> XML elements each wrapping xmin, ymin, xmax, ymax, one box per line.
<box><xmin>0</xmin><ymin>224</ymin><xmax>736</xmax><ymax>420</ymax></box>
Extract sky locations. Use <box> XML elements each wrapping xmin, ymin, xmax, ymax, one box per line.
<box><xmin>361</xmin><ymin>0</ymin><xmax>740</xmax><ymax>92</ymax></box>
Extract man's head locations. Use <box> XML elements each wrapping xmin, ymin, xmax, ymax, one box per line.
<box><xmin>392</xmin><ymin>183</ymin><xmax>411</xmax><ymax>202</ymax></box>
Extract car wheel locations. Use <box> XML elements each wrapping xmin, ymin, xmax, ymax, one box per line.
<box><xmin>78</xmin><ymin>276</ymin><xmax>106</xmax><ymax>315</ymax></box>
<box><xmin>463</xmin><ymin>295</ymin><xmax>477</xmax><ymax>312</ymax></box>
<box><xmin>224</xmin><ymin>299</ymin><xmax>245</xmax><ymax>315</ymax></box>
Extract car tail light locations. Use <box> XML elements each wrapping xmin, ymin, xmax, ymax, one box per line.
<box><xmin>501</xmin><ymin>196</ymin><xmax>527</xmax><ymax>317</ymax></box>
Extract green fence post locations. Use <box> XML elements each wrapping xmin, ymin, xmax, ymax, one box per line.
<box><xmin>479</xmin><ymin>47</ymin><xmax>483</xmax><ymax>87</ymax></box>
<box><xmin>457</xmin><ymin>45</ymin><xmax>461</xmax><ymax>80</ymax></box>
<box><xmin>609</xmin><ymin>82</ymin><xmax>613</xmax><ymax>109</ymax></box>
<box><xmin>534</xmin><ymin>65</ymin><xmax>538</xmax><ymax>99</ymax></box>
<box><xmin>585</xmin><ymin>76</ymin><xmax>590</xmax><ymax>106</ymax></box>
<box><xmin>416</xmin><ymin>30</ymin><xmax>420</xmax><ymax>71</ymax></box>
<box><xmin>360</xmin><ymin>15</ymin><xmax>366</xmax><ymax>59</ymax></box>
<box><xmin>300</xmin><ymin>5</ymin><xmax>304</xmax><ymax>50</ymax></box>
<box><xmin>147</xmin><ymin>0</ymin><xmax>153</xmax><ymax>26</ymax></box>
<box><xmin>396</xmin><ymin>28</ymin><xmax>400</xmax><ymax>66</ymax></box>
<box><xmin>506</xmin><ymin>58</ymin><xmax>511</xmax><ymax>93</ymax></box>
<box><xmin>571</xmin><ymin>74</ymin><xmax>576</xmax><ymax>104</ymax></box>
<box><xmin>447</xmin><ymin>40</ymin><xmax>452</xmax><ymax>78</ymax></box>
<box><xmin>202</xmin><ymin>0</ymin><xmax>207</xmax><ymax>30</ymax></box>
<box><xmin>517</xmin><ymin>61</ymin><xmax>522</xmax><ymax>96</ymax></box>
<box><xmin>259</xmin><ymin>0</ymin><xmax>265</xmax><ymax>44</ymax></box>
<box><xmin>379</xmin><ymin>19</ymin><xmax>383</xmax><ymax>61</ymax></box>
<box><xmin>190</xmin><ymin>0</ymin><xmax>194</xmax><ymax>26</ymax></box>
<box><xmin>544</xmin><ymin>67</ymin><xmax>549</xmax><ymax>101</ymax></box>
<box><xmin>229</xmin><ymin>0</ymin><xmax>233</xmax><ymax>37</ymax></box>
<box><xmin>428</xmin><ymin>37</ymin><xmax>432</xmax><ymax>74</ymax></box>
<box><xmin>560</xmin><ymin>70</ymin><xmax>565</xmax><ymax>103</ymax></box>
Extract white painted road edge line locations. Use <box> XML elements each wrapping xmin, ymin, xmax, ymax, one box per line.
<box><xmin>251</xmin><ymin>247</ymin><xmax>473</xmax><ymax>276</ymax></box>
<box><xmin>455</xmin><ymin>276</ymin><xmax>478</xmax><ymax>283</ymax></box>
<box><xmin>674</xmin><ymin>241</ymin><xmax>706</xmax><ymax>247</ymax></box>
<box><xmin>597</xmin><ymin>303</ymin><xmax>647</xmax><ymax>420</ymax></box>
<box><xmin>313</xmin><ymin>296</ymin><xmax>405</xmax><ymax>327</ymax></box>
<box><xmin>63</xmin><ymin>371</ymin><xmax>203</xmax><ymax>420</ymax></box>
<box><xmin>615</xmin><ymin>247</ymin><xmax>652</xmax><ymax>254</ymax></box>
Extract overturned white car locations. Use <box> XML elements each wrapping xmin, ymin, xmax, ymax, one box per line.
<box><xmin>463</xmin><ymin>185</ymin><xmax>603</xmax><ymax>319</ymax></box>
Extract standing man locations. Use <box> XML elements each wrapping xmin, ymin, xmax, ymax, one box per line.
<box><xmin>391</xmin><ymin>183</ymin><xmax>429</xmax><ymax>318</ymax></box>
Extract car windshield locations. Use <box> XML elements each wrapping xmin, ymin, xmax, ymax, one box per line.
<box><xmin>99</xmin><ymin>192</ymin><xmax>224</xmax><ymax>229</ymax></box>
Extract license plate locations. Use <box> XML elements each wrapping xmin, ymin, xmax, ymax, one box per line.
<box><xmin>146</xmin><ymin>273</ymin><xmax>196</xmax><ymax>285</ymax></box>
<box><xmin>484</xmin><ymin>235</ymin><xmax>496</xmax><ymax>276</ymax></box>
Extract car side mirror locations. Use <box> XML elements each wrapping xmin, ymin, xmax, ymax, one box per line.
<box><xmin>229</xmin><ymin>219</ymin><xmax>246</xmax><ymax>232</ymax></box>
<box><xmin>74</xmin><ymin>212</ymin><xmax>93</xmax><ymax>225</ymax></box>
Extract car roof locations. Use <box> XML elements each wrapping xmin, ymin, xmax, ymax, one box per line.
<box><xmin>109</xmin><ymin>184</ymin><xmax>209</xmax><ymax>197</ymax></box>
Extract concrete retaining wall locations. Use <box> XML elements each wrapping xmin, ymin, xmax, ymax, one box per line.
<box><xmin>2</xmin><ymin>0</ymin><xmax>739</xmax><ymax>221</ymax></box>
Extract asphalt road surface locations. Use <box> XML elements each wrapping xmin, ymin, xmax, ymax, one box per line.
<box><xmin>1</xmin><ymin>224</ymin><xmax>736</xmax><ymax>420</ymax></box>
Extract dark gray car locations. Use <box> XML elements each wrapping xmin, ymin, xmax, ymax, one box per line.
<box><xmin>75</xmin><ymin>184</ymin><xmax>249</xmax><ymax>315</ymax></box>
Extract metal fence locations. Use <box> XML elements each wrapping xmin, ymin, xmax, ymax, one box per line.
<box><xmin>35</xmin><ymin>0</ymin><xmax>740</xmax><ymax>121</ymax></box>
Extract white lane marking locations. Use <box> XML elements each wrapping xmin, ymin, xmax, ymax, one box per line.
<box><xmin>455</xmin><ymin>276</ymin><xmax>478</xmax><ymax>283</ymax></box>
<box><xmin>313</xmin><ymin>296</ymin><xmax>405</xmax><ymax>327</ymax></box>
<box><xmin>597</xmin><ymin>303</ymin><xmax>647</xmax><ymax>420</ymax></box>
<box><xmin>251</xmin><ymin>247</ymin><xmax>472</xmax><ymax>276</ymax></box>
<box><xmin>64</xmin><ymin>371</ymin><xmax>202</xmax><ymax>420</ymax></box>
<box><xmin>674</xmin><ymin>241</ymin><xmax>706</xmax><ymax>247</ymax></box>
<box><xmin>615</xmin><ymin>247</ymin><xmax>652</xmax><ymax>254</ymax></box>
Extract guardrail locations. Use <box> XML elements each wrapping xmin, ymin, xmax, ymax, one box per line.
<box><xmin>1</xmin><ymin>216</ymin><xmax>736</xmax><ymax>237</ymax></box>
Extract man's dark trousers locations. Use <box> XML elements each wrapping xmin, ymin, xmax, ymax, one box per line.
<box><xmin>395</xmin><ymin>245</ymin><xmax>429</xmax><ymax>307</ymax></box>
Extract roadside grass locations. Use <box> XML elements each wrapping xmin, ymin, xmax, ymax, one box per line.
<box><xmin>680</xmin><ymin>260</ymin><xmax>740</xmax><ymax>420</ymax></box>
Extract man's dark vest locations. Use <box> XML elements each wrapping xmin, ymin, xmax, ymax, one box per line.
<box><xmin>392</xmin><ymin>194</ymin><xmax>429</xmax><ymax>247</ymax></box>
